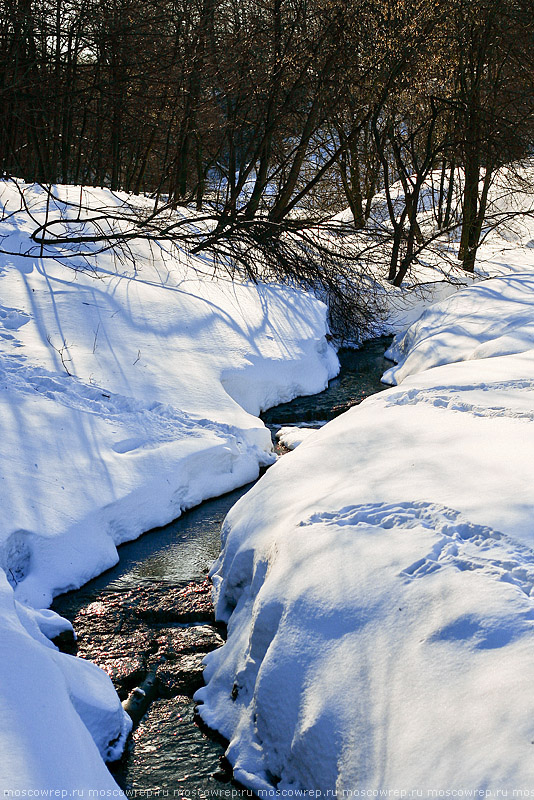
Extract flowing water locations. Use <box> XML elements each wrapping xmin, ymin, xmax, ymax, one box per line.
<box><xmin>52</xmin><ymin>336</ymin><xmax>392</xmax><ymax>798</ymax></box>
<box><xmin>52</xmin><ymin>486</ymin><xmax>253</xmax><ymax>797</ymax></box>
<box><xmin>262</xmin><ymin>336</ymin><xmax>393</xmax><ymax>425</ymax></box>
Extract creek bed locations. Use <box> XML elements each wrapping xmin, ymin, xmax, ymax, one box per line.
<box><xmin>262</xmin><ymin>336</ymin><xmax>393</xmax><ymax>425</ymax></box>
<box><xmin>52</xmin><ymin>336</ymin><xmax>393</xmax><ymax>797</ymax></box>
<box><xmin>52</xmin><ymin>485</ymin><xmax>253</xmax><ymax>797</ymax></box>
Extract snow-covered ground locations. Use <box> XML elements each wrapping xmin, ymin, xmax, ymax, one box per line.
<box><xmin>0</xmin><ymin>181</ymin><xmax>339</xmax><ymax>793</ymax></box>
<box><xmin>197</xmin><ymin>257</ymin><xmax>534</xmax><ymax>790</ymax></box>
<box><xmin>4</xmin><ymin>172</ymin><xmax>534</xmax><ymax>794</ymax></box>
<box><xmin>383</xmin><ymin>272</ymin><xmax>534</xmax><ymax>385</ymax></box>
<box><xmin>275</xmin><ymin>426</ymin><xmax>319</xmax><ymax>450</ymax></box>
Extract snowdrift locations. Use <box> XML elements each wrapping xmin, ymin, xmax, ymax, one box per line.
<box><xmin>0</xmin><ymin>570</ymin><xmax>131</xmax><ymax>792</ymax></box>
<box><xmin>0</xmin><ymin>181</ymin><xmax>338</xmax><ymax>793</ymax></box>
<box><xmin>197</xmin><ymin>266</ymin><xmax>534</xmax><ymax>793</ymax></box>
<box><xmin>383</xmin><ymin>272</ymin><xmax>534</xmax><ymax>385</ymax></box>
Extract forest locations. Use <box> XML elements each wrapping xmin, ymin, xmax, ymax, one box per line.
<box><xmin>3</xmin><ymin>0</ymin><xmax>534</xmax><ymax>288</ymax></box>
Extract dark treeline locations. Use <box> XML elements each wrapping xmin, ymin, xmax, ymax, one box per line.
<box><xmin>2</xmin><ymin>0</ymin><xmax>534</xmax><ymax>282</ymax></box>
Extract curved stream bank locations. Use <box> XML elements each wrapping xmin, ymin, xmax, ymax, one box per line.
<box><xmin>52</xmin><ymin>336</ymin><xmax>392</xmax><ymax>797</ymax></box>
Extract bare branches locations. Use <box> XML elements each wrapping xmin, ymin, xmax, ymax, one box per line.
<box><xmin>1</xmin><ymin>0</ymin><xmax>534</xmax><ymax>339</ymax></box>
<box><xmin>46</xmin><ymin>335</ymin><xmax>73</xmax><ymax>376</ymax></box>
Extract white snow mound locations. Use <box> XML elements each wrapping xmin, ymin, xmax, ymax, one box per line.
<box><xmin>383</xmin><ymin>272</ymin><xmax>534</xmax><ymax>384</ymax></box>
<box><xmin>197</xmin><ymin>269</ymin><xmax>534</xmax><ymax>793</ymax></box>
<box><xmin>275</xmin><ymin>426</ymin><xmax>318</xmax><ymax>450</ymax></box>
<box><xmin>0</xmin><ymin>570</ymin><xmax>131</xmax><ymax>793</ymax></box>
<box><xmin>0</xmin><ymin>180</ymin><xmax>338</xmax><ymax>794</ymax></box>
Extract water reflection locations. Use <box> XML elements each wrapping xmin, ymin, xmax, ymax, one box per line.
<box><xmin>80</xmin><ymin>484</ymin><xmax>255</xmax><ymax>594</ymax></box>
<box><xmin>113</xmin><ymin>698</ymin><xmax>228</xmax><ymax>795</ymax></box>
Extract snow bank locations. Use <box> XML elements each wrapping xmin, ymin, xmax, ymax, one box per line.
<box><xmin>197</xmin><ymin>268</ymin><xmax>534</xmax><ymax>793</ymax></box>
<box><xmin>0</xmin><ymin>570</ymin><xmax>131</xmax><ymax>793</ymax></box>
<box><xmin>275</xmin><ymin>426</ymin><xmax>318</xmax><ymax>450</ymax></box>
<box><xmin>0</xmin><ymin>181</ymin><xmax>338</xmax><ymax>793</ymax></box>
<box><xmin>383</xmin><ymin>272</ymin><xmax>534</xmax><ymax>384</ymax></box>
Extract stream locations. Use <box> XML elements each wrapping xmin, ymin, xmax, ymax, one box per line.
<box><xmin>52</xmin><ymin>336</ymin><xmax>392</xmax><ymax>798</ymax></box>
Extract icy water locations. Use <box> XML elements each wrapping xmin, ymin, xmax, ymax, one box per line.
<box><xmin>52</xmin><ymin>336</ymin><xmax>392</xmax><ymax>798</ymax></box>
<box><xmin>52</xmin><ymin>486</ymin><xmax>253</xmax><ymax>797</ymax></box>
<box><xmin>262</xmin><ymin>336</ymin><xmax>393</xmax><ymax>425</ymax></box>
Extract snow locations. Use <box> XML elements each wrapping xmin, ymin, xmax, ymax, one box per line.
<box><xmin>0</xmin><ymin>569</ymin><xmax>131</xmax><ymax>793</ymax></box>
<box><xmin>383</xmin><ymin>272</ymin><xmax>534</xmax><ymax>385</ymax></box>
<box><xmin>196</xmin><ymin>258</ymin><xmax>534</xmax><ymax>792</ymax></box>
<box><xmin>0</xmin><ymin>180</ymin><xmax>338</xmax><ymax>793</ymax></box>
<box><xmin>4</xmin><ymin>170</ymin><xmax>534</xmax><ymax>794</ymax></box>
<box><xmin>275</xmin><ymin>426</ymin><xmax>318</xmax><ymax>450</ymax></box>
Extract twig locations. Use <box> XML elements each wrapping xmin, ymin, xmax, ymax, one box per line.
<box><xmin>92</xmin><ymin>323</ymin><xmax>100</xmax><ymax>354</ymax></box>
<box><xmin>47</xmin><ymin>335</ymin><xmax>73</xmax><ymax>376</ymax></box>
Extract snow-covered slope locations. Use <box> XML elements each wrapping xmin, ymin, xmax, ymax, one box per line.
<box><xmin>196</xmin><ymin>266</ymin><xmax>534</xmax><ymax>793</ymax></box>
<box><xmin>0</xmin><ymin>181</ymin><xmax>338</xmax><ymax>793</ymax></box>
<box><xmin>383</xmin><ymin>272</ymin><xmax>534</xmax><ymax>385</ymax></box>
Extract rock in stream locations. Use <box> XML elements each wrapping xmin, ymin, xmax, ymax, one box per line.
<box><xmin>56</xmin><ymin>578</ymin><xmax>223</xmax><ymax>703</ymax></box>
